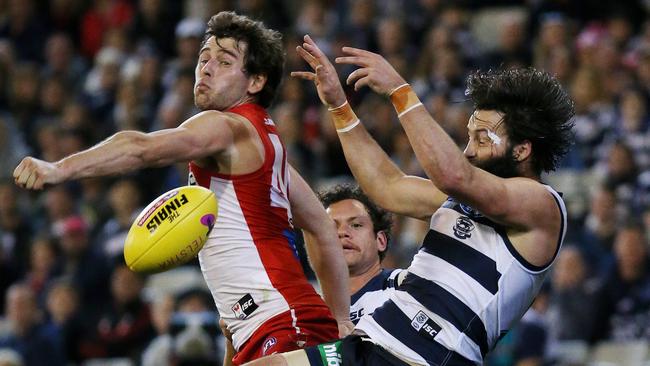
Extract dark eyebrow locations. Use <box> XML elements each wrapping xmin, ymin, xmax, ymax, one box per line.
<box><xmin>198</xmin><ymin>47</ymin><xmax>210</xmax><ymax>56</ymax></box>
<box><xmin>217</xmin><ymin>48</ymin><xmax>239</xmax><ymax>59</ymax></box>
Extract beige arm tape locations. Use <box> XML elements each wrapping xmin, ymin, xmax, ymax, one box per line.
<box><xmin>280</xmin><ymin>349</ymin><xmax>311</xmax><ymax>365</ymax></box>
<box><xmin>389</xmin><ymin>84</ymin><xmax>423</xmax><ymax>118</ymax></box>
<box><xmin>328</xmin><ymin>101</ymin><xmax>361</xmax><ymax>133</ymax></box>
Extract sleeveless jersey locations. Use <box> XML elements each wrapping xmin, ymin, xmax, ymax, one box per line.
<box><xmin>188</xmin><ymin>103</ymin><xmax>334</xmax><ymax>351</ymax></box>
<box><xmin>350</xmin><ymin>268</ymin><xmax>402</xmax><ymax>325</ymax></box>
<box><xmin>356</xmin><ymin>185</ymin><xmax>567</xmax><ymax>365</ymax></box>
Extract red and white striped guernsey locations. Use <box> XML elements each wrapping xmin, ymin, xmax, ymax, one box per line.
<box><xmin>188</xmin><ymin>103</ymin><xmax>337</xmax><ymax>364</ymax></box>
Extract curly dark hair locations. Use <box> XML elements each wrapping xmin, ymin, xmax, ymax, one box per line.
<box><xmin>203</xmin><ymin>11</ymin><xmax>285</xmax><ymax>108</ymax></box>
<box><xmin>465</xmin><ymin>68</ymin><xmax>575</xmax><ymax>174</ymax></box>
<box><xmin>319</xmin><ymin>184</ymin><xmax>393</xmax><ymax>261</ymax></box>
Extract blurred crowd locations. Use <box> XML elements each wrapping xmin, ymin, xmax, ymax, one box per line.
<box><xmin>0</xmin><ymin>0</ymin><xmax>649</xmax><ymax>365</ymax></box>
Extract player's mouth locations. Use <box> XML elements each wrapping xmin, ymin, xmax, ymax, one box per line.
<box><xmin>196</xmin><ymin>82</ymin><xmax>210</xmax><ymax>91</ymax></box>
<box><xmin>342</xmin><ymin>242</ymin><xmax>357</xmax><ymax>251</ymax></box>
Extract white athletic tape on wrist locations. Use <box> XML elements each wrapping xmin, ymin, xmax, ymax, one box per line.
<box><xmin>389</xmin><ymin>83</ymin><xmax>410</xmax><ymax>97</ymax></box>
<box><xmin>397</xmin><ymin>102</ymin><xmax>424</xmax><ymax>118</ymax></box>
<box><xmin>328</xmin><ymin>100</ymin><xmax>349</xmax><ymax>111</ymax></box>
<box><xmin>336</xmin><ymin>119</ymin><xmax>361</xmax><ymax>133</ymax></box>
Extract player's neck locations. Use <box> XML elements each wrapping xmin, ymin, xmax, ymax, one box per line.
<box><xmin>227</xmin><ymin>94</ymin><xmax>258</xmax><ymax>110</ymax></box>
<box><xmin>349</xmin><ymin>262</ymin><xmax>382</xmax><ymax>295</ymax></box>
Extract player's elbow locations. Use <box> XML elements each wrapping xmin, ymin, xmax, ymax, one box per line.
<box><xmin>435</xmin><ymin>170</ymin><xmax>469</xmax><ymax>197</ymax></box>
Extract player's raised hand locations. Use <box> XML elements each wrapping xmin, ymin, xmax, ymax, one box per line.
<box><xmin>336</xmin><ymin>47</ymin><xmax>407</xmax><ymax>96</ymax></box>
<box><xmin>291</xmin><ymin>35</ymin><xmax>347</xmax><ymax>108</ymax></box>
<box><xmin>13</xmin><ymin>157</ymin><xmax>64</xmax><ymax>190</ymax></box>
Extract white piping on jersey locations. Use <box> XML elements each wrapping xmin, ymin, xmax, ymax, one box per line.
<box><xmin>290</xmin><ymin>308</ymin><xmax>301</xmax><ymax>334</ymax></box>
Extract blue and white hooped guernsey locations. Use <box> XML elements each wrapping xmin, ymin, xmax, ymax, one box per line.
<box><xmin>350</xmin><ymin>268</ymin><xmax>402</xmax><ymax>325</ymax></box>
<box><xmin>355</xmin><ymin>185</ymin><xmax>567</xmax><ymax>366</ymax></box>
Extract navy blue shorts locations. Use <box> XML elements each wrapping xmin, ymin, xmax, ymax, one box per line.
<box><xmin>304</xmin><ymin>335</ymin><xmax>410</xmax><ymax>366</ymax></box>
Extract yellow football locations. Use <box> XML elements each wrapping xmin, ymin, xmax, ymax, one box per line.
<box><xmin>124</xmin><ymin>185</ymin><xmax>217</xmax><ymax>273</ymax></box>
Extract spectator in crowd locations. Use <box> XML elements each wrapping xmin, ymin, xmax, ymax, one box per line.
<box><xmin>547</xmin><ymin>246</ymin><xmax>599</xmax><ymax>341</ymax></box>
<box><xmin>579</xmin><ymin>185</ymin><xmax>619</xmax><ymax>273</ymax></box>
<box><xmin>79</xmin><ymin>261</ymin><xmax>154</xmax><ymax>361</ymax></box>
<box><xmin>0</xmin><ymin>182</ymin><xmax>31</xmax><ymax>277</ymax></box>
<box><xmin>0</xmin><ymin>348</ymin><xmax>24</xmax><ymax>366</ymax></box>
<box><xmin>51</xmin><ymin>215</ymin><xmax>110</xmax><ymax>307</ymax></box>
<box><xmin>43</xmin><ymin>281</ymin><xmax>84</xmax><ymax>364</ymax></box>
<box><xmin>483</xmin><ymin>15</ymin><xmax>531</xmax><ymax>69</ymax></box>
<box><xmin>0</xmin><ymin>117</ymin><xmax>30</xmax><ymax>181</ymax></box>
<box><xmin>0</xmin><ymin>284</ymin><xmax>65</xmax><ymax>366</ymax></box>
<box><xmin>22</xmin><ymin>237</ymin><xmax>60</xmax><ymax>304</ymax></box>
<box><xmin>593</xmin><ymin>223</ymin><xmax>650</xmax><ymax>342</ymax></box>
<box><xmin>97</xmin><ymin>179</ymin><xmax>142</xmax><ymax>260</ymax></box>
<box><xmin>162</xmin><ymin>18</ymin><xmax>206</xmax><ymax>91</ymax></box>
<box><xmin>0</xmin><ymin>0</ymin><xmax>48</xmax><ymax>63</ymax></box>
<box><xmin>41</xmin><ymin>33</ymin><xmax>87</xmax><ymax>93</ymax></box>
<box><xmin>143</xmin><ymin>289</ymin><xmax>222</xmax><ymax>366</ymax></box>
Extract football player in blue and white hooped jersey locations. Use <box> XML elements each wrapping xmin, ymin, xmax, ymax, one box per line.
<box><xmin>319</xmin><ymin>184</ymin><xmax>411</xmax><ymax>325</ymax></box>
<box><xmin>245</xmin><ymin>36</ymin><xmax>574</xmax><ymax>366</ymax></box>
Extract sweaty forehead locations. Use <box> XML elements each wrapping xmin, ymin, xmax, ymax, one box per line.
<box><xmin>468</xmin><ymin>110</ymin><xmax>505</xmax><ymax>131</ymax></box>
<box><xmin>327</xmin><ymin>199</ymin><xmax>371</xmax><ymax>220</ymax></box>
<box><xmin>202</xmin><ymin>36</ymin><xmax>247</xmax><ymax>57</ymax></box>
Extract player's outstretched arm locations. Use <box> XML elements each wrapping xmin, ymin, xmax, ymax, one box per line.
<box><xmin>288</xmin><ymin>165</ymin><xmax>353</xmax><ymax>337</ymax></box>
<box><xmin>335</xmin><ymin>48</ymin><xmax>562</xmax><ymax>249</ymax></box>
<box><xmin>13</xmin><ymin>110</ymin><xmax>240</xmax><ymax>190</ymax></box>
<box><xmin>292</xmin><ymin>35</ymin><xmax>446</xmax><ymax>220</ymax></box>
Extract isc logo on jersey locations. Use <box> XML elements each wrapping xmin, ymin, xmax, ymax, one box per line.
<box><xmin>411</xmin><ymin>311</ymin><xmax>442</xmax><ymax>341</ymax></box>
<box><xmin>232</xmin><ymin>293</ymin><xmax>258</xmax><ymax>319</ymax></box>
<box><xmin>350</xmin><ymin>308</ymin><xmax>364</xmax><ymax>323</ymax></box>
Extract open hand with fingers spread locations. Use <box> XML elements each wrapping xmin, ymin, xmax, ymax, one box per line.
<box><xmin>291</xmin><ymin>35</ymin><xmax>347</xmax><ymax>108</ymax></box>
<box><xmin>13</xmin><ymin>157</ymin><xmax>64</xmax><ymax>190</ymax></box>
<box><xmin>335</xmin><ymin>47</ymin><xmax>407</xmax><ymax>96</ymax></box>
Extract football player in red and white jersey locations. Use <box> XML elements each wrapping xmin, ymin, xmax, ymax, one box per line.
<box><xmin>13</xmin><ymin>11</ymin><xmax>352</xmax><ymax>365</ymax></box>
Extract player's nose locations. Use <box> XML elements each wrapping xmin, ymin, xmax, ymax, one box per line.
<box><xmin>463</xmin><ymin>143</ymin><xmax>476</xmax><ymax>158</ymax></box>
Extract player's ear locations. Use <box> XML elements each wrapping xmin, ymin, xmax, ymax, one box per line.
<box><xmin>248</xmin><ymin>74</ymin><xmax>267</xmax><ymax>95</ymax></box>
<box><xmin>512</xmin><ymin>140</ymin><xmax>532</xmax><ymax>162</ymax></box>
<box><xmin>376</xmin><ymin>230</ymin><xmax>388</xmax><ymax>252</ymax></box>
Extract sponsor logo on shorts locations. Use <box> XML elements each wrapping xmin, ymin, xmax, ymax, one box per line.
<box><xmin>262</xmin><ymin>337</ymin><xmax>277</xmax><ymax>355</ymax></box>
<box><xmin>231</xmin><ymin>293</ymin><xmax>258</xmax><ymax>320</ymax></box>
<box><xmin>320</xmin><ymin>343</ymin><xmax>341</xmax><ymax>366</ymax></box>
<box><xmin>411</xmin><ymin>310</ymin><xmax>442</xmax><ymax>341</ymax></box>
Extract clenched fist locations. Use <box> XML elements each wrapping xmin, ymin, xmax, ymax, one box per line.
<box><xmin>13</xmin><ymin>157</ymin><xmax>64</xmax><ymax>190</ymax></box>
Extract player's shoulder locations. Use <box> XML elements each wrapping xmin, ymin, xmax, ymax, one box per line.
<box><xmin>183</xmin><ymin>110</ymin><xmax>252</xmax><ymax>134</ymax></box>
<box><xmin>381</xmin><ymin>268</ymin><xmax>403</xmax><ymax>289</ymax></box>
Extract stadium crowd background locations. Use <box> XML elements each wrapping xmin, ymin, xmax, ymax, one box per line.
<box><xmin>0</xmin><ymin>0</ymin><xmax>649</xmax><ymax>365</ymax></box>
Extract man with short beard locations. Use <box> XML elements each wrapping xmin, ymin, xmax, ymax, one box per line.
<box><xmin>13</xmin><ymin>12</ymin><xmax>352</xmax><ymax>365</ymax></box>
<box><xmin>245</xmin><ymin>36</ymin><xmax>575</xmax><ymax>366</ymax></box>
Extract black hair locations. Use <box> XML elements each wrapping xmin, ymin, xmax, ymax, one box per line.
<box><xmin>465</xmin><ymin>68</ymin><xmax>575</xmax><ymax>174</ymax></box>
<box><xmin>319</xmin><ymin>184</ymin><xmax>393</xmax><ymax>261</ymax></box>
<box><xmin>203</xmin><ymin>11</ymin><xmax>285</xmax><ymax>108</ymax></box>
